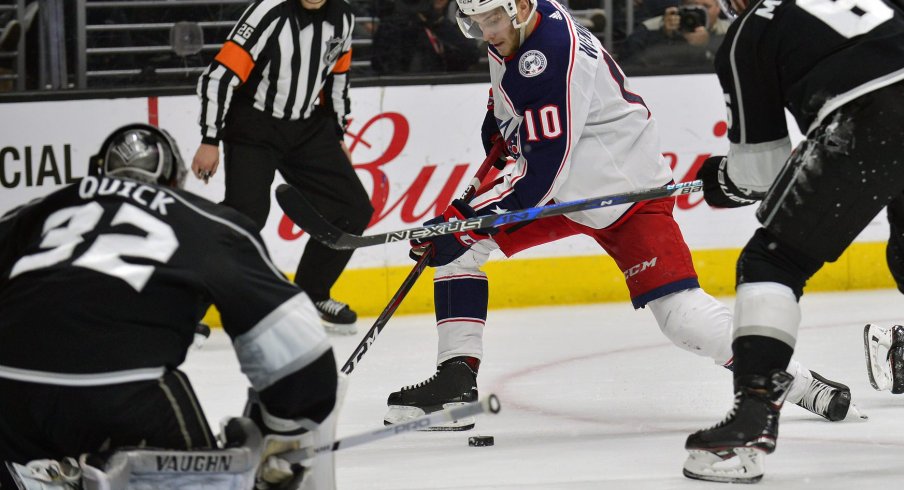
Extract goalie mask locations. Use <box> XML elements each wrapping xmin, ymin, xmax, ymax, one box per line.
<box><xmin>455</xmin><ymin>0</ymin><xmax>537</xmax><ymax>41</ymax></box>
<box><xmin>91</xmin><ymin>123</ymin><xmax>188</xmax><ymax>188</ymax></box>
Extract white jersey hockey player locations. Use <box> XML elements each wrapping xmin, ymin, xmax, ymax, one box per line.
<box><xmin>380</xmin><ymin>0</ymin><xmax>855</xmax><ymax>433</ymax></box>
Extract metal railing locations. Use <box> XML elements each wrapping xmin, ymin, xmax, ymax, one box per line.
<box><xmin>73</xmin><ymin>0</ymin><xmax>251</xmax><ymax>88</ymax></box>
<box><xmin>1</xmin><ymin>0</ymin><xmax>636</xmax><ymax>96</ymax></box>
<box><xmin>0</xmin><ymin>0</ymin><xmax>27</xmax><ymax>91</ymax></box>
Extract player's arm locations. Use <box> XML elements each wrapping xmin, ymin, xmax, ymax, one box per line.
<box><xmin>196</xmin><ymin>2</ymin><xmax>280</xmax><ymax>145</ymax></box>
<box><xmin>470</xmin><ymin>46</ymin><xmax>578</xmax><ymax>213</ymax></box>
<box><xmin>201</xmin><ymin>215</ymin><xmax>337</xmax><ymax>426</ymax></box>
<box><xmin>706</xmin><ymin>32</ymin><xmax>791</xmax><ymax>207</ymax></box>
<box><xmin>321</xmin><ymin>13</ymin><xmax>354</xmax><ymax>138</ymax></box>
<box><xmin>0</xmin><ymin>194</ymin><xmax>53</xmax><ymax>287</ymax></box>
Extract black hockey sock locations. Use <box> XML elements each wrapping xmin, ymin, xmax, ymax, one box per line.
<box><xmin>731</xmin><ymin>335</ymin><xmax>793</xmax><ymax>380</ymax></box>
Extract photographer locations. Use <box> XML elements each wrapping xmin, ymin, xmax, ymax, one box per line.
<box><xmin>371</xmin><ymin>0</ymin><xmax>480</xmax><ymax>74</ymax></box>
<box><xmin>617</xmin><ymin>0</ymin><xmax>729</xmax><ymax>72</ymax></box>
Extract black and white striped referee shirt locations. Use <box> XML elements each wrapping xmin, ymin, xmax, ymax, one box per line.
<box><xmin>197</xmin><ymin>0</ymin><xmax>354</xmax><ymax>144</ymax></box>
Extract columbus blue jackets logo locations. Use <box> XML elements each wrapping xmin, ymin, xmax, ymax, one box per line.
<box><xmin>323</xmin><ymin>37</ymin><xmax>344</xmax><ymax>65</ymax></box>
<box><xmin>519</xmin><ymin>50</ymin><xmax>547</xmax><ymax>78</ymax></box>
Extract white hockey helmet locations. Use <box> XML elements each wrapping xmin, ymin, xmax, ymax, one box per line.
<box><xmin>91</xmin><ymin>123</ymin><xmax>188</xmax><ymax>189</ymax></box>
<box><xmin>455</xmin><ymin>0</ymin><xmax>537</xmax><ymax>39</ymax></box>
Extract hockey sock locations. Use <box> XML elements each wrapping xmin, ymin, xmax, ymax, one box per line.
<box><xmin>731</xmin><ymin>335</ymin><xmax>793</xmax><ymax>380</ymax></box>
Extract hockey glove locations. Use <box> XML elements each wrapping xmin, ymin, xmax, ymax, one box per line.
<box><xmin>410</xmin><ymin>199</ymin><xmax>495</xmax><ymax>267</ymax></box>
<box><xmin>481</xmin><ymin>109</ymin><xmax>510</xmax><ymax>170</ymax></box>
<box><xmin>696</xmin><ymin>156</ymin><xmax>759</xmax><ymax>208</ymax></box>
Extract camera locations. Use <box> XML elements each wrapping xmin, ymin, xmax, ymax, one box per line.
<box><xmin>677</xmin><ymin>5</ymin><xmax>708</xmax><ymax>32</ymax></box>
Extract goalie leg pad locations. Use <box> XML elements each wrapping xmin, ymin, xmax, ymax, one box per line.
<box><xmin>79</xmin><ymin>447</ymin><xmax>260</xmax><ymax>490</ymax></box>
<box><xmin>863</xmin><ymin>324</ymin><xmax>904</xmax><ymax>393</ymax></box>
<box><xmin>80</xmin><ymin>417</ymin><xmax>262</xmax><ymax>490</ymax></box>
<box><xmin>4</xmin><ymin>458</ymin><xmax>81</xmax><ymax>490</ymax></box>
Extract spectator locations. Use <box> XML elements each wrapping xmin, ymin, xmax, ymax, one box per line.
<box><xmin>617</xmin><ymin>0</ymin><xmax>729</xmax><ymax>70</ymax></box>
<box><xmin>372</xmin><ymin>0</ymin><xmax>480</xmax><ymax>74</ymax></box>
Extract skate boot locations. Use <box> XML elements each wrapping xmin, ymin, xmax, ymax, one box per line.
<box><xmin>683</xmin><ymin>370</ymin><xmax>794</xmax><ymax>483</ymax></box>
<box><xmin>793</xmin><ymin>370</ymin><xmax>852</xmax><ymax>421</ymax></box>
<box><xmin>314</xmin><ymin>298</ymin><xmax>358</xmax><ymax>335</ymax></box>
<box><xmin>384</xmin><ymin>356</ymin><xmax>479</xmax><ymax>431</ymax></box>
<box><xmin>864</xmin><ymin>324</ymin><xmax>904</xmax><ymax>393</ymax></box>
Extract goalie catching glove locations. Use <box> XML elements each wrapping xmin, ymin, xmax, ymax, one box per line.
<box><xmin>410</xmin><ymin>199</ymin><xmax>496</xmax><ymax>267</ymax></box>
<box><xmin>696</xmin><ymin>156</ymin><xmax>759</xmax><ymax>208</ymax></box>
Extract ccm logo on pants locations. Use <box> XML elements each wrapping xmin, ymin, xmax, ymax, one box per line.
<box><xmin>624</xmin><ymin>257</ymin><xmax>658</xmax><ymax>278</ymax></box>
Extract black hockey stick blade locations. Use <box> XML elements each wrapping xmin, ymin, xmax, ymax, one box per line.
<box><xmin>276</xmin><ymin>180</ymin><xmax>703</xmax><ymax>250</ymax></box>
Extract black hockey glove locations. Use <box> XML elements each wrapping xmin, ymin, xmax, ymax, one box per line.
<box><xmin>481</xmin><ymin>109</ymin><xmax>509</xmax><ymax>170</ymax></box>
<box><xmin>410</xmin><ymin>199</ymin><xmax>495</xmax><ymax>267</ymax></box>
<box><xmin>696</xmin><ymin>156</ymin><xmax>759</xmax><ymax>208</ymax></box>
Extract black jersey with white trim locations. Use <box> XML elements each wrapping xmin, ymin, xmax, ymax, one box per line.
<box><xmin>715</xmin><ymin>0</ymin><xmax>904</xmax><ymax>144</ymax></box>
<box><xmin>0</xmin><ymin>177</ymin><xmax>329</xmax><ymax>390</ymax></box>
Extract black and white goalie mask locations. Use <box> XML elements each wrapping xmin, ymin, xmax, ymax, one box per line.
<box><xmin>92</xmin><ymin>123</ymin><xmax>188</xmax><ymax>188</ymax></box>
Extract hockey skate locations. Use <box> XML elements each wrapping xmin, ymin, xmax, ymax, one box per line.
<box><xmin>792</xmin><ymin>370</ymin><xmax>852</xmax><ymax>421</ymax></box>
<box><xmin>863</xmin><ymin>324</ymin><xmax>904</xmax><ymax>393</ymax></box>
<box><xmin>683</xmin><ymin>370</ymin><xmax>794</xmax><ymax>484</ymax></box>
<box><xmin>384</xmin><ymin>357</ymin><xmax>479</xmax><ymax>431</ymax></box>
<box><xmin>314</xmin><ymin>298</ymin><xmax>357</xmax><ymax>335</ymax></box>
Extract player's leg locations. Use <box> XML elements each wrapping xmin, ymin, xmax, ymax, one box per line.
<box><xmin>0</xmin><ymin>371</ymin><xmax>216</xmax><ymax>489</ymax></box>
<box><xmin>383</xmin><ymin>239</ymin><xmax>495</xmax><ymax>430</ymax></box>
<box><xmin>281</xmin><ymin>114</ymin><xmax>373</xmax><ymax>335</ymax></box>
<box><xmin>595</xmin><ymin>198</ymin><xmax>851</xmax><ymax>420</ymax></box>
<box><xmin>863</xmin><ymin>192</ymin><xmax>904</xmax><ymax>393</ymax></box>
<box><xmin>863</xmin><ymin>323</ymin><xmax>904</xmax><ymax>393</ymax></box>
<box><xmin>221</xmin><ymin>104</ymin><xmax>281</xmax><ymax>230</ymax></box>
<box><xmin>686</xmin><ymin>82</ymin><xmax>904</xmax><ymax>482</ymax></box>
<box><xmin>384</xmin><ymin>216</ymin><xmax>581</xmax><ymax>430</ymax></box>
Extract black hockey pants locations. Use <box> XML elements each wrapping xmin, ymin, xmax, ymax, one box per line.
<box><xmin>222</xmin><ymin>103</ymin><xmax>373</xmax><ymax>302</ymax></box>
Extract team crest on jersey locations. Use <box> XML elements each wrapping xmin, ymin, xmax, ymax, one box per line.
<box><xmin>323</xmin><ymin>37</ymin><xmax>344</xmax><ymax>65</ymax></box>
<box><xmin>519</xmin><ymin>50</ymin><xmax>547</xmax><ymax>78</ymax></box>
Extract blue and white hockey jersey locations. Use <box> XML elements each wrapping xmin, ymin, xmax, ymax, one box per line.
<box><xmin>470</xmin><ymin>0</ymin><xmax>673</xmax><ymax>229</ymax></box>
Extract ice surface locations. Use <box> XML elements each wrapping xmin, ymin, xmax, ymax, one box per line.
<box><xmin>183</xmin><ymin>289</ymin><xmax>904</xmax><ymax>489</ymax></box>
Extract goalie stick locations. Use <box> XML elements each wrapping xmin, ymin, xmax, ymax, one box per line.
<box><xmin>283</xmin><ymin>394</ymin><xmax>501</xmax><ymax>461</ymax></box>
<box><xmin>339</xmin><ymin>140</ymin><xmax>505</xmax><ymax>375</ymax></box>
<box><xmin>277</xmin><ymin>179</ymin><xmax>704</xmax><ymax>250</ymax></box>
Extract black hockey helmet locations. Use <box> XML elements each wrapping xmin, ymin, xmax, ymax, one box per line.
<box><xmin>90</xmin><ymin>123</ymin><xmax>188</xmax><ymax>188</ymax></box>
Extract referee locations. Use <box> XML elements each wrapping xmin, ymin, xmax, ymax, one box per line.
<box><xmin>192</xmin><ymin>0</ymin><xmax>373</xmax><ymax>335</ymax></box>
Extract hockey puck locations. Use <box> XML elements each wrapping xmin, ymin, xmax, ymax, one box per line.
<box><xmin>468</xmin><ymin>436</ymin><xmax>494</xmax><ymax>447</ymax></box>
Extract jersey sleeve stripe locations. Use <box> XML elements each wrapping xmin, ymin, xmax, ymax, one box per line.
<box><xmin>332</xmin><ymin>50</ymin><xmax>352</xmax><ymax>73</ymax></box>
<box><xmin>233</xmin><ymin>293</ymin><xmax>331</xmax><ymax>391</ymax></box>
<box><xmin>215</xmin><ymin>41</ymin><xmax>255</xmax><ymax>83</ymax></box>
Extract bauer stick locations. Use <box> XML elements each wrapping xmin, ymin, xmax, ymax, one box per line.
<box><xmin>283</xmin><ymin>394</ymin><xmax>501</xmax><ymax>461</ymax></box>
<box><xmin>277</xmin><ymin>179</ymin><xmax>703</xmax><ymax>250</ymax></box>
<box><xmin>339</xmin><ymin>139</ymin><xmax>506</xmax><ymax>375</ymax></box>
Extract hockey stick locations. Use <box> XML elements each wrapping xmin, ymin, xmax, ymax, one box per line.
<box><xmin>277</xmin><ymin>179</ymin><xmax>703</xmax><ymax>250</ymax></box>
<box><xmin>340</xmin><ymin>140</ymin><xmax>505</xmax><ymax>375</ymax></box>
<box><xmin>283</xmin><ymin>394</ymin><xmax>501</xmax><ymax>461</ymax></box>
